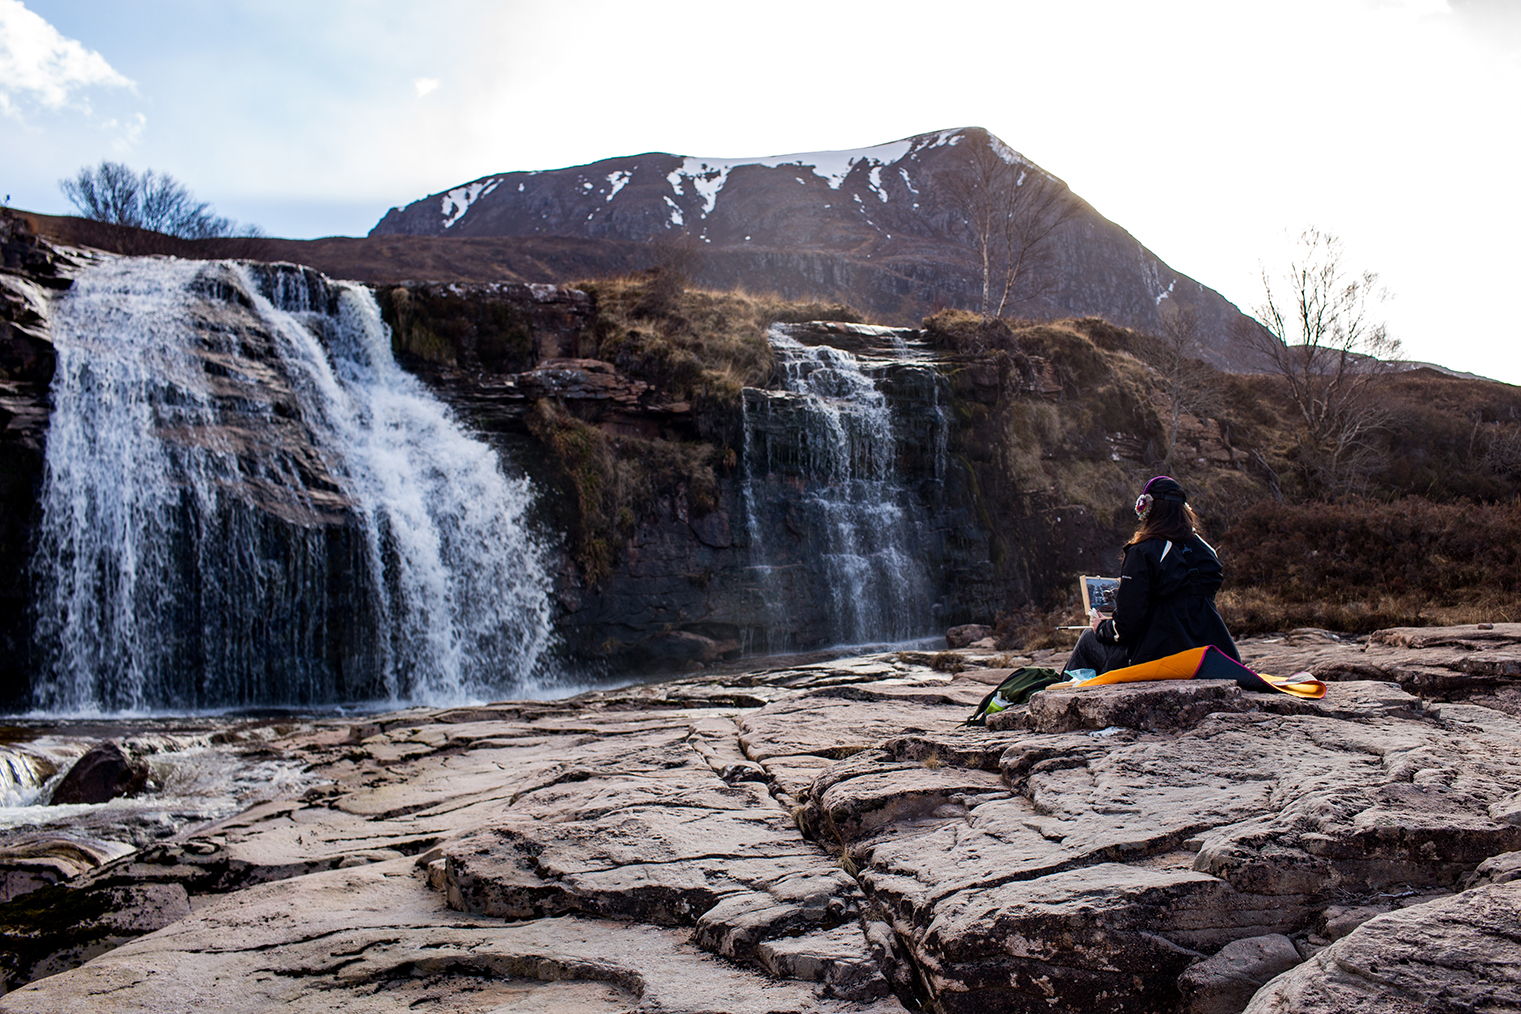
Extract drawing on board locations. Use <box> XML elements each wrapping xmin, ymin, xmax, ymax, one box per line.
<box><xmin>1080</xmin><ymin>575</ymin><xmax>1120</xmax><ymax>616</ymax></box>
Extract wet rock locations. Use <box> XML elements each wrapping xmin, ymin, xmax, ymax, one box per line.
<box><xmin>49</xmin><ymin>743</ymin><xmax>149</xmax><ymax>806</ymax></box>
<box><xmin>0</xmin><ymin>882</ymin><xmax>191</xmax><ymax>989</ymax></box>
<box><xmin>688</xmin><ymin>508</ymin><xmax>732</xmax><ymax>548</ymax></box>
<box><xmin>377</xmin><ymin>280</ymin><xmax>593</xmax><ymax>373</ymax></box>
<box><xmin>635</xmin><ymin>629</ymin><xmax>724</xmax><ymax>663</ymax></box>
<box><xmin>0</xmin><ymin>836</ymin><xmax>134</xmax><ymax>904</ymax></box>
<box><xmin>514</xmin><ymin>357</ymin><xmax>649</xmax><ymax>405</ymax></box>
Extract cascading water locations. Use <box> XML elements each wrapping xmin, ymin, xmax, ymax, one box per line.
<box><xmin>740</xmin><ymin>325</ymin><xmax>943</xmax><ymax>651</ymax></box>
<box><xmin>30</xmin><ymin>257</ymin><xmax>553</xmax><ymax>714</ymax></box>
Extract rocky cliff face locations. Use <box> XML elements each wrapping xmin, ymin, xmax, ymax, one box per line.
<box><xmin>3</xmin><ymin>223</ymin><xmax>1123</xmax><ymax>694</ymax></box>
<box><xmin>370</xmin><ymin>128</ymin><xmax>1259</xmax><ymax>370</ymax></box>
<box><xmin>5</xmin><ymin>246</ymin><xmax>562</xmax><ymax>712</ymax></box>
<box><xmin>0</xmin><ymin>212</ymin><xmax>73</xmax><ymax>700</ymax></box>
<box><xmin>378</xmin><ymin>284</ymin><xmax>1123</xmax><ymax>668</ymax></box>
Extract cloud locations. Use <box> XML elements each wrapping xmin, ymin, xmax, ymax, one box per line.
<box><xmin>413</xmin><ymin>77</ymin><xmax>441</xmax><ymax>98</ymax></box>
<box><xmin>1448</xmin><ymin>0</ymin><xmax>1521</xmax><ymax>60</ymax></box>
<box><xmin>0</xmin><ymin>0</ymin><xmax>133</xmax><ymax>119</ymax></box>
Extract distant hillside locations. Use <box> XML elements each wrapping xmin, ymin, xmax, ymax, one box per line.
<box><xmin>371</xmin><ymin>127</ymin><xmax>1265</xmax><ymax>369</ymax></box>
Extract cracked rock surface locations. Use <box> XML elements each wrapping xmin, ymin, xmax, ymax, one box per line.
<box><xmin>3</xmin><ymin>627</ymin><xmax>1521</xmax><ymax>1013</ymax></box>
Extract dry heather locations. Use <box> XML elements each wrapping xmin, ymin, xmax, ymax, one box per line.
<box><xmin>1216</xmin><ymin>497</ymin><xmax>1521</xmax><ymax>634</ymax></box>
<box><xmin>539</xmin><ymin>271</ymin><xmax>865</xmax><ymax>584</ymax></box>
<box><xmin>576</xmin><ymin>270</ymin><xmax>863</xmax><ymax>408</ymax></box>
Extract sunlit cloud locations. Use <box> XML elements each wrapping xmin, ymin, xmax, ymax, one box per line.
<box><xmin>0</xmin><ymin>0</ymin><xmax>134</xmax><ymax>121</ymax></box>
<box><xmin>413</xmin><ymin>77</ymin><xmax>441</xmax><ymax>98</ymax></box>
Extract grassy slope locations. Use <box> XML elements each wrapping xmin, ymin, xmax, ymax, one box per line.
<box><xmin>921</xmin><ymin>308</ymin><xmax>1521</xmax><ymax>640</ymax></box>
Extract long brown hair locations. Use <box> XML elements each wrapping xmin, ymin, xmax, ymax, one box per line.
<box><xmin>1125</xmin><ymin>500</ymin><xmax>1204</xmax><ymax>548</ymax></box>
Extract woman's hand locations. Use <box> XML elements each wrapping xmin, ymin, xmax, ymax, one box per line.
<box><xmin>1089</xmin><ymin>608</ymin><xmax>1102</xmax><ymax>633</ymax></box>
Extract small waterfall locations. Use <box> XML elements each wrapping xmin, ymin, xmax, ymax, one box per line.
<box><xmin>30</xmin><ymin>257</ymin><xmax>552</xmax><ymax>714</ymax></box>
<box><xmin>740</xmin><ymin>325</ymin><xmax>941</xmax><ymax>651</ymax></box>
<box><xmin>0</xmin><ymin>745</ymin><xmax>68</xmax><ymax>808</ymax></box>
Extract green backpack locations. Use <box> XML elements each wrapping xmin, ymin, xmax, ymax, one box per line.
<box><xmin>962</xmin><ymin>667</ymin><xmax>1067</xmax><ymax>726</ymax></box>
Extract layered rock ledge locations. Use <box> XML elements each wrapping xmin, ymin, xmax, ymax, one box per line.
<box><xmin>2</xmin><ymin>625</ymin><xmax>1521</xmax><ymax>1013</ymax></box>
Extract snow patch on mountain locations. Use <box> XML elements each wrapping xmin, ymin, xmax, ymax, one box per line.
<box><xmin>440</xmin><ymin>178</ymin><xmax>501</xmax><ymax>229</ymax></box>
<box><xmin>680</xmin><ymin>160</ymin><xmax>732</xmax><ymax>216</ymax></box>
<box><xmin>659</xmin><ymin>136</ymin><xmax>922</xmax><ymax>210</ymax></box>
<box><xmin>989</xmin><ymin>134</ymin><xmax>1030</xmax><ymax>167</ymax></box>
<box><xmin>412</xmin><ymin>129</ymin><xmax>991</xmax><ymax>231</ymax></box>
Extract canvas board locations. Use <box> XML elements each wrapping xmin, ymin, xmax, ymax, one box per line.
<box><xmin>1080</xmin><ymin>575</ymin><xmax>1120</xmax><ymax>616</ymax></box>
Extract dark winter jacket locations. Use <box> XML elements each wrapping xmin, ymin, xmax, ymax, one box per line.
<box><xmin>1094</xmin><ymin>534</ymin><xmax>1240</xmax><ymax>667</ymax></box>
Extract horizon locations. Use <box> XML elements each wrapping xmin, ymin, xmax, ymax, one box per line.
<box><xmin>2</xmin><ymin>0</ymin><xmax>1517</xmax><ymax>383</ymax></box>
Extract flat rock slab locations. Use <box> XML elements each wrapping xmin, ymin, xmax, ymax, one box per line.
<box><xmin>738</xmin><ymin>686</ymin><xmax>986</xmax><ymax>761</ymax></box>
<box><xmin>4</xmin><ymin>630</ymin><xmax>1521</xmax><ymax>1014</ymax></box>
<box><xmin>0</xmin><ymin>860</ymin><xmax>902</xmax><ymax>1014</ymax></box>
<box><xmin>782</xmin><ymin>672</ymin><xmax>1521</xmax><ymax>1013</ymax></box>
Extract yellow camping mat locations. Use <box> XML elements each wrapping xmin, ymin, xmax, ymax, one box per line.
<box><xmin>1070</xmin><ymin>645</ymin><xmax>1326</xmax><ymax>699</ymax></box>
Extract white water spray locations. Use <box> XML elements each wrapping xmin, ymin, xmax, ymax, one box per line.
<box><xmin>31</xmin><ymin>257</ymin><xmax>553</xmax><ymax>713</ymax></box>
<box><xmin>741</xmin><ymin>325</ymin><xmax>937</xmax><ymax>650</ymax></box>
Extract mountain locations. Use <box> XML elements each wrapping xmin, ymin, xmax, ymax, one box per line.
<box><xmin>372</xmin><ymin>127</ymin><xmax>1258</xmax><ymax>367</ymax></box>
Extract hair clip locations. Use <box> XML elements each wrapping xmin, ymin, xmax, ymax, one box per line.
<box><xmin>1134</xmin><ymin>492</ymin><xmax>1153</xmax><ymax>521</ymax></box>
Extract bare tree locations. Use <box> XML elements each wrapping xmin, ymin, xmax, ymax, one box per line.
<box><xmin>60</xmin><ymin>161</ymin><xmax>254</xmax><ymax>239</ymax></box>
<box><xmin>1140</xmin><ymin>304</ymin><xmax>1217</xmax><ymax>472</ymax></box>
<box><xmin>942</xmin><ymin>130</ymin><xmax>1077</xmax><ymax>317</ymax></box>
<box><xmin>1241</xmin><ymin>228</ymin><xmax>1401</xmax><ymax>495</ymax></box>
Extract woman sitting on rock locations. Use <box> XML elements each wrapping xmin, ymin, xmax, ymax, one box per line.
<box><xmin>1063</xmin><ymin>476</ymin><xmax>1241</xmax><ymax>676</ymax></box>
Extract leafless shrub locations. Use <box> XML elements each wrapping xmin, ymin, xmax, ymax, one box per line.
<box><xmin>59</xmin><ymin>161</ymin><xmax>259</xmax><ymax>253</ymax></box>
<box><xmin>1239</xmin><ymin>228</ymin><xmax>1401</xmax><ymax>496</ymax></box>
<box><xmin>941</xmin><ymin>129</ymin><xmax>1077</xmax><ymax>317</ymax></box>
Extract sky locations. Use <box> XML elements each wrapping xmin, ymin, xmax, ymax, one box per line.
<box><xmin>2</xmin><ymin>0</ymin><xmax>1518</xmax><ymax>383</ymax></box>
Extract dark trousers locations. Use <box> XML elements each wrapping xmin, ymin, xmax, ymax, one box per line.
<box><xmin>1063</xmin><ymin>630</ymin><xmax>1130</xmax><ymax>675</ymax></box>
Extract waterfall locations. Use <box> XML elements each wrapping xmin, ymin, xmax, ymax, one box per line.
<box><xmin>30</xmin><ymin>257</ymin><xmax>552</xmax><ymax>714</ymax></box>
<box><xmin>740</xmin><ymin>325</ymin><xmax>942</xmax><ymax>651</ymax></box>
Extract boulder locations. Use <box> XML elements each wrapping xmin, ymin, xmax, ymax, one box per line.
<box><xmin>49</xmin><ymin>743</ymin><xmax>149</xmax><ymax>806</ymax></box>
<box><xmin>1179</xmin><ymin>933</ymin><xmax>1301</xmax><ymax>1014</ymax></box>
<box><xmin>945</xmin><ymin>623</ymin><xmax>991</xmax><ymax>648</ymax></box>
<box><xmin>1243</xmin><ymin>880</ymin><xmax>1521</xmax><ymax>1013</ymax></box>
